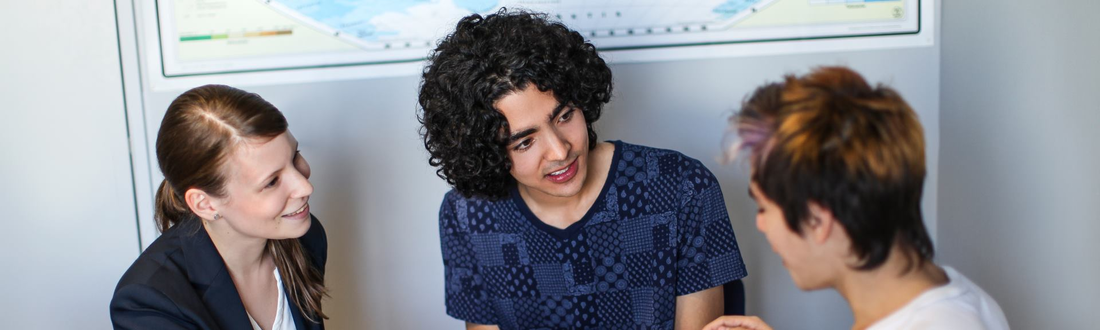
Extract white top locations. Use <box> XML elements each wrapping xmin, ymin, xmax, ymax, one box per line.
<box><xmin>867</xmin><ymin>266</ymin><xmax>1010</xmax><ymax>330</ymax></box>
<box><xmin>247</xmin><ymin>268</ymin><xmax>298</xmax><ymax>330</ymax></box>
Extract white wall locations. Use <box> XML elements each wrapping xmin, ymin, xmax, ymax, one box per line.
<box><xmin>0</xmin><ymin>1</ymin><xmax>140</xmax><ymax>328</ymax></box>
<box><xmin>938</xmin><ymin>1</ymin><xmax>1100</xmax><ymax>328</ymax></box>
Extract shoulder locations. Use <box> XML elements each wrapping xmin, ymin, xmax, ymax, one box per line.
<box><xmin>439</xmin><ymin>189</ymin><xmax>510</xmax><ymax>221</ymax></box>
<box><xmin>872</xmin><ymin>268</ymin><xmax>1009</xmax><ymax>330</ymax></box>
<box><xmin>889</xmin><ymin>302</ymin><xmax>989</xmax><ymax>330</ymax></box>
<box><xmin>111</xmin><ymin>227</ymin><xmax>195</xmax><ymax>321</ymax></box>
<box><xmin>618</xmin><ymin>141</ymin><xmax>712</xmax><ymax>174</ymax></box>
<box><xmin>114</xmin><ymin>225</ymin><xmax>191</xmax><ymax>296</ymax></box>
<box><xmin>110</xmin><ymin>281</ymin><xmax>197</xmax><ymax>329</ymax></box>
<box><xmin>617</xmin><ymin>141</ymin><xmax>688</xmax><ymax>162</ymax></box>
<box><xmin>617</xmin><ymin>141</ymin><xmax>719</xmax><ymax>193</ymax></box>
<box><xmin>441</xmin><ymin>189</ymin><xmax>464</xmax><ymax>208</ymax></box>
<box><xmin>939</xmin><ymin>267</ymin><xmax>1011</xmax><ymax>329</ymax></box>
<box><xmin>442</xmin><ymin>188</ymin><xmax>509</xmax><ymax>204</ymax></box>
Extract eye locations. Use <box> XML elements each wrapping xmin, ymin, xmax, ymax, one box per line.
<box><xmin>266</xmin><ymin>176</ymin><xmax>279</xmax><ymax>188</ymax></box>
<box><xmin>558</xmin><ymin>109</ymin><xmax>575</xmax><ymax>123</ymax></box>
<box><xmin>513</xmin><ymin>138</ymin><xmax>533</xmax><ymax>152</ymax></box>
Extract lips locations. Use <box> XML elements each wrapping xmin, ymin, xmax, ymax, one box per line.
<box><xmin>545</xmin><ymin>158</ymin><xmax>579</xmax><ymax>183</ymax></box>
<box><xmin>282</xmin><ymin>202</ymin><xmax>309</xmax><ymax>219</ymax></box>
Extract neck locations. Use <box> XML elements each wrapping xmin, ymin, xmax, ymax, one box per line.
<box><xmin>204</xmin><ymin>221</ymin><xmax>270</xmax><ymax>276</ymax></box>
<box><xmin>835</xmin><ymin>250</ymin><xmax>947</xmax><ymax>330</ymax></box>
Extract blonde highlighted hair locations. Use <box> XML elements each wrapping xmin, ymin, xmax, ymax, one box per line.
<box><xmin>728</xmin><ymin>66</ymin><xmax>933</xmax><ymax>271</ymax></box>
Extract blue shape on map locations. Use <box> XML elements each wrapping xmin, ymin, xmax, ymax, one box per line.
<box><xmin>273</xmin><ymin>0</ymin><xmax>431</xmax><ymax>41</ymax></box>
<box><xmin>713</xmin><ymin>0</ymin><xmax>760</xmax><ymax>19</ymax></box>
<box><xmin>454</xmin><ymin>0</ymin><xmax>499</xmax><ymax>13</ymax></box>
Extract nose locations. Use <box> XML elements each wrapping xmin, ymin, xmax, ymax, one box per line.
<box><xmin>545</xmin><ymin>130</ymin><xmax>570</xmax><ymax>162</ymax></box>
<box><xmin>756</xmin><ymin>214</ymin><xmax>765</xmax><ymax>233</ymax></box>
<box><xmin>295</xmin><ymin>152</ymin><xmax>312</xmax><ymax>179</ymax></box>
<box><xmin>288</xmin><ymin>165</ymin><xmax>314</xmax><ymax>199</ymax></box>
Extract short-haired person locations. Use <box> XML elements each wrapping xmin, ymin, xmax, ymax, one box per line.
<box><xmin>418</xmin><ymin>10</ymin><xmax>748</xmax><ymax>330</ymax></box>
<box><xmin>705</xmin><ymin>67</ymin><xmax>1008</xmax><ymax>330</ymax></box>
<box><xmin>110</xmin><ymin>85</ymin><xmax>328</xmax><ymax>330</ymax></box>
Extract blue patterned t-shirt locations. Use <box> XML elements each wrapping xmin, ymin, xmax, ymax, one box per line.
<box><xmin>438</xmin><ymin>141</ymin><xmax>747</xmax><ymax>329</ymax></box>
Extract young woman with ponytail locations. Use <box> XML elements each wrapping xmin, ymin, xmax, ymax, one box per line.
<box><xmin>111</xmin><ymin>85</ymin><xmax>328</xmax><ymax>330</ymax></box>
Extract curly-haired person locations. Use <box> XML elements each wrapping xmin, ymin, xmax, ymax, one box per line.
<box><xmin>418</xmin><ymin>10</ymin><xmax>748</xmax><ymax>330</ymax></box>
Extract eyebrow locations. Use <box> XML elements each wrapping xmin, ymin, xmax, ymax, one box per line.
<box><xmin>508</xmin><ymin>128</ymin><xmax>538</xmax><ymax>143</ymax></box>
<box><xmin>548</xmin><ymin>102</ymin><xmax>569</xmax><ymax>122</ymax></box>
<box><xmin>507</xmin><ymin>102</ymin><xmax>570</xmax><ymax>143</ymax></box>
<box><xmin>257</xmin><ymin>141</ymin><xmax>299</xmax><ymax>186</ymax></box>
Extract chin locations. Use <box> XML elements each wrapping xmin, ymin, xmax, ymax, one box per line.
<box><xmin>290</xmin><ymin>219</ymin><xmax>312</xmax><ymax>238</ymax></box>
<box><xmin>790</xmin><ymin>274</ymin><xmax>830</xmax><ymax>291</ymax></box>
<box><xmin>549</xmin><ymin>177</ymin><xmax>586</xmax><ymax>197</ymax></box>
<box><xmin>273</xmin><ymin>218</ymin><xmax>312</xmax><ymax>239</ymax></box>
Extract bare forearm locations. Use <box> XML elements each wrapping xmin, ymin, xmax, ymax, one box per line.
<box><xmin>676</xmin><ymin>285</ymin><xmax>725</xmax><ymax>330</ymax></box>
<box><xmin>466</xmin><ymin>322</ymin><xmax>500</xmax><ymax>330</ymax></box>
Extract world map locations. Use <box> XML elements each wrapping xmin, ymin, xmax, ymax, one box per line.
<box><xmin>156</xmin><ymin>0</ymin><xmax>914</xmax><ymax>78</ymax></box>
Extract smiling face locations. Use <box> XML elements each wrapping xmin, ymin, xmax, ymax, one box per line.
<box><xmin>496</xmin><ymin>84</ymin><xmax>591</xmax><ymax>200</ymax></box>
<box><xmin>208</xmin><ymin>131</ymin><xmax>314</xmax><ymax>240</ymax></box>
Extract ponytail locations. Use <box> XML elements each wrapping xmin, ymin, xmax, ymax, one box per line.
<box><xmin>154</xmin><ymin>180</ymin><xmax>192</xmax><ymax>233</ymax></box>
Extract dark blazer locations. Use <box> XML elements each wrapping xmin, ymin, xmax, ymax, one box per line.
<box><xmin>110</xmin><ymin>215</ymin><xmax>327</xmax><ymax>330</ymax></box>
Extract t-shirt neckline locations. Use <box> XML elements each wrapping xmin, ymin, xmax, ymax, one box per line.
<box><xmin>510</xmin><ymin>140</ymin><xmax>623</xmax><ymax>239</ymax></box>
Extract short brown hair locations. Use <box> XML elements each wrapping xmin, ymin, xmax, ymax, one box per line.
<box><xmin>730</xmin><ymin>66</ymin><xmax>933</xmax><ymax>271</ymax></box>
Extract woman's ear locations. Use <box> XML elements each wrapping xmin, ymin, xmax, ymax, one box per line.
<box><xmin>184</xmin><ymin>188</ymin><xmax>218</xmax><ymax>221</ymax></box>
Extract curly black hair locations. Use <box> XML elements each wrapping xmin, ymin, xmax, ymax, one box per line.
<box><xmin>417</xmin><ymin>9</ymin><xmax>613</xmax><ymax>200</ymax></box>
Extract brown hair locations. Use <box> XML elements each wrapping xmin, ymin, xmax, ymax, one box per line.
<box><xmin>154</xmin><ymin>84</ymin><xmax>328</xmax><ymax>322</ymax></box>
<box><xmin>729</xmin><ymin>66</ymin><xmax>933</xmax><ymax>272</ymax></box>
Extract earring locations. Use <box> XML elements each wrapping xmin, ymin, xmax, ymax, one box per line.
<box><xmin>213</xmin><ymin>213</ymin><xmax>220</xmax><ymax>221</ymax></box>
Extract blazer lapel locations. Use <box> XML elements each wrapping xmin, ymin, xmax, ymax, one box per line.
<box><xmin>286</xmin><ymin>281</ymin><xmax>307</xmax><ymax>330</ymax></box>
<box><xmin>179</xmin><ymin>221</ymin><xmax>253</xmax><ymax>330</ymax></box>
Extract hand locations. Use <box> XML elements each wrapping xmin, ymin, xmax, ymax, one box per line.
<box><xmin>702</xmin><ymin>315</ymin><xmax>773</xmax><ymax>330</ymax></box>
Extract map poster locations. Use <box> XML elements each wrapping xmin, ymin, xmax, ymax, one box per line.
<box><xmin>143</xmin><ymin>0</ymin><xmax>926</xmax><ymax>89</ymax></box>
